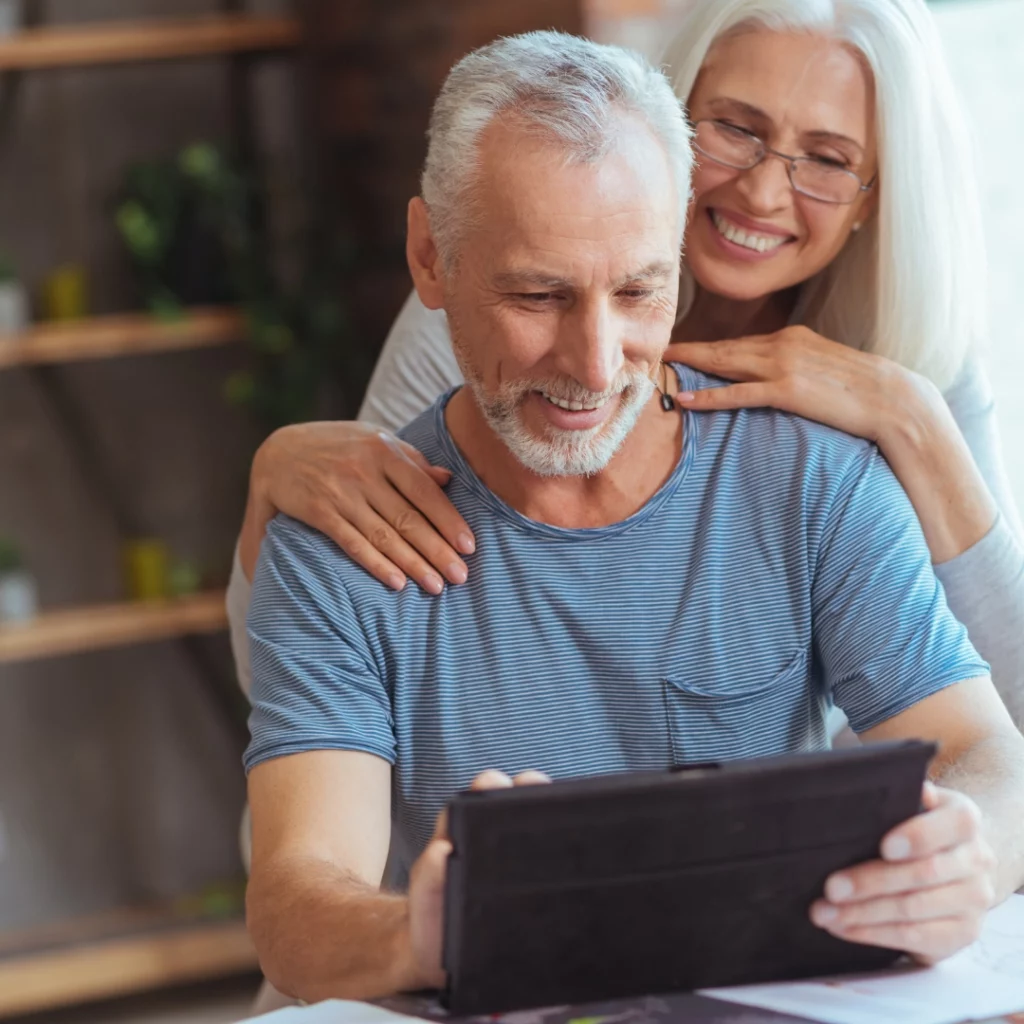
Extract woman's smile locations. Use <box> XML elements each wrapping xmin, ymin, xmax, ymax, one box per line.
<box><xmin>706</xmin><ymin>207</ymin><xmax>796</xmax><ymax>261</ymax></box>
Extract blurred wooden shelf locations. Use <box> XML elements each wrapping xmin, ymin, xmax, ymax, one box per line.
<box><xmin>0</xmin><ymin>14</ymin><xmax>302</xmax><ymax>71</ymax></box>
<box><xmin>0</xmin><ymin>908</ymin><xmax>256</xmax><ymax>1018</ymax></box>
<box><xmin>0</xmin><ymin>590</ymin><xmax>228</xmax><ymax>664</ymax></box>
<box><xmin>0</xmin><ymin>307</ymin><xmax>244</xmax><ymax>369</ymax></box>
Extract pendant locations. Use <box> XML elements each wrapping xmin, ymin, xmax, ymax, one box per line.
<box><xmin>660</xmin><ymin>392</ymin><xmax>675</xmax><ymax>412</ymax></box>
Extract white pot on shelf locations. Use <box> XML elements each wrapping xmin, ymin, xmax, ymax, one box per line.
<box><xmin>0</xmin><ymin>570</ymin><xmax>38</xmax><ymax>623</ymax></box>
<box><xmin>0</xmin><ymin>1</ymin><xmax>21</xmax><ymax>38</ymax></box>
<box><xmin>0</xmin><ymin>280</ymin><xmax>28</xmax><ymax>334</ymax></box>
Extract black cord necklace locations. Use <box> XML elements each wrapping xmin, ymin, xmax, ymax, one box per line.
<box><xmin>655</xmin><ymin>362</ymin><xmax>675</xmax><ymax>412</ymax></box>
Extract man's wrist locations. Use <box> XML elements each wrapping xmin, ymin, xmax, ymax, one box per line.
<box><xmin>388</xmin><ymin>897</ymin><xmax>432</xmax><ymax>993</ymax></box>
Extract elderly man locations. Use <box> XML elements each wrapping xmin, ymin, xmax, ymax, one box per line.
<box><xmin>244</xmin><ymin>31</ymin><xmax>1024</xmax><ymax>1004</ymax></box>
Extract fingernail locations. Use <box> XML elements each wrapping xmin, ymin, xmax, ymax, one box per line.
<box><xmin>423</xmin><ymin>574</ymin><xmax>444</xmax><ymax>595</ymax></box>
<box><xmin>813</xmin><ymin>904</ymin><xmax>839</xmax><ymax>925</ymax></box>
<box><xmin>457</xmin><ymin>532</ymin><xmax>476</xmax><ymax>554</ymax></box>
<box><xmin>678</xmin><ymin>391</ymin><xmax>695</xmax><ymax>402</ymax></box>
<box><xmin>827</xmin><ymin>875</ymin><xmax>854</xmax><ymax>901</ymax></box>
<box><xmin>447</xmin><ymin>563</ymin><xmax>468</xmax><ymax>585</ymax></box>
<box><xmin>883</xmin><ymin>835</ymin><xmax>912</xmax><ymax>861</ymax></box>
<box><xmin>388</xmin><ymin>573</ymin><xmax>406</xmax><ymax>591</ymax></box>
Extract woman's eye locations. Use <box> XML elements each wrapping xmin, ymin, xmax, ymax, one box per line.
<box><xmin>810</xmin><ymin>154</ymin><xmax>850</xmax><ymax>170</ymax></box>
<box><xmin>716</xmin><ymin>119</ymin><xmax>760</xmax><ymax>139</ymax></box>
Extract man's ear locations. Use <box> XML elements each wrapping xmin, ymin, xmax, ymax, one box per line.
<box><xmin>407</xmin><ymin>197</ymin><xmax>446</xmax><ymax>310</ymax></box>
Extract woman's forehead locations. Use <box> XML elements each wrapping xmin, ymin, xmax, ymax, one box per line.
<box><xmin>693</xmin><ymin>28</ymin><xmax>875</xmax><ymax>146</ymax></box>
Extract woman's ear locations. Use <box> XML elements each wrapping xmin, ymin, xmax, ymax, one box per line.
<box><xmin>407</xmin><ymin>197</ymin><xmax>446</xmax><ymax>310</ymax></box>
<box><xmin>852</xmin><ymin>181</ymin><xmax>880</xmax><ymax>233</ymax></box>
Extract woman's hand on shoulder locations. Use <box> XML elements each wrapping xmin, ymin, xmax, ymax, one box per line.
<box><xmin>242</xmin><ymin>421</ymin><xmax>476</xmax><ymax>594</ymax></box>
<box><xmin>666</xmin><ymin>325</ymin><xmax>938</xmax><ymax>446</ymax></box>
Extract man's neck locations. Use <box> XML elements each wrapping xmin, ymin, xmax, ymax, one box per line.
<box><xmin>674</xmin><ymin>284</ymin><xmax>798</xmax><ymax>342</ymax></box>
<box><xmin>444</xmin><ymin>377</ymin><xmax>683</xmax><ymax>529</ymax></box>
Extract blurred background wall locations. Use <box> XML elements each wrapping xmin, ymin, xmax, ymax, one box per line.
<box><xmin>0</xmin><ymin>0</ymin><xmax>301</xmax><ymax>934</ymax></box>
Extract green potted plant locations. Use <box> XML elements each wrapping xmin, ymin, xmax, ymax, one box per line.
<box><xmin>115</xmin><ymin>141</ymin><xmax>354</xmax><ymax>428</ymax></box>
<box><xmin>0</xmin><ymin>249</ymin><xmax>28</xmax><ymax>336</ymax></box>
<box><xmin>0</xmin><ymin>536</ymin><xmax>38</xmax><ymax>623</ymax></box>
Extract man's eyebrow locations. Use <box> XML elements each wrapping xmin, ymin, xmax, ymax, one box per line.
<box><xmin>492</xmin><ymin>271</ymin><xmax>572</xmax><ymax>290</ymax></box>
<box><xmin>493</xmin><ymin>261</ymin><xmax>677</xmax><ymax>291</ymax></box>
<box><xmin>614</xmin><ymin>260</ymin><xmax>677</xmax><ymax>287</ymax></box>
<box><xmin>708</xmin><ymin>97</ymin><xmax>864</xmax><ymax>155</ymax></box>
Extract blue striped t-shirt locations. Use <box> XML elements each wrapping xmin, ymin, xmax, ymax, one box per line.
<box><xmin>245</xmin><ymin>366</ymin><xmax>987</xmax><ymax>879</ymax></box>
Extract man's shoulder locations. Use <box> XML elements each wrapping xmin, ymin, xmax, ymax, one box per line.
<box><xmin>679</xmin><ymin>366</ymin><xmax>875</xmax><ymax>457</ymax></box>
<box><xmin>259</xmin><ymin>513</ymin><xmax>392</xmax><ymax>615</ymax></box>
<box><xmin>676</xmin><ymin>365</ymin><xmax>888</xmax><ymax>509</ymax></box>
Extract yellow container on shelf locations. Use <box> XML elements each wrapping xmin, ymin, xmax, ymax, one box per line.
<box><xmin>42</xmin><ymin>264</ymin><xmax>88</xmax><ymax>322</ymax></box>
<box><xmin>123</xmin><ymin>538</ymin><xmax>169</xmax><ymax>601</ymax></box>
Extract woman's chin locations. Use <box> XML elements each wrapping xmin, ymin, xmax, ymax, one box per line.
<box><xmin>688</xmin><ymin>262</ymin><xmax>779</xmax><ymax>303</ymax></box>
<box><xmin>686</xmin><ymin>244</ymin><xmax>818</xmax><ymax>306</ymax></box>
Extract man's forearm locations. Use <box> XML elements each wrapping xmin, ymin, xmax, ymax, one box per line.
<box><xmin>933</xmin><ymin>733</ymin><xmax>1024</xmax><ymax>901</ymax></box>
<box><xmin>248</xmin><ymin>855</ymin><xmax>422</xmax><ymax>1003</ymax></box>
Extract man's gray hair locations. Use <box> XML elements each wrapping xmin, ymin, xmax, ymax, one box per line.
<box><xmin>421</xmin><ymin>30</ymin><xmax>693</xmax><ymax>268</ymax></box>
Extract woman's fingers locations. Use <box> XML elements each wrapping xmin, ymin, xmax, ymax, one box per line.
<box><xmin>354</xmin><ymin>501</ymin><xmax>463</xmax><ymax>594</ymax></box>
<box><xmin>309</xmin><ymin>493</ymin><xmax>453</xmax><ymax>593</ymax></box>
<box><xmin>676</xmin><ymin>382</ymin><xmax>775</xmax><ymax>411</ymax></box>
<box><xmin>383</xmin><ymin>445</ymin><xmax>476</xmax><ymax>557</ymax></box>
<box><xmin>665</xmin><ymin>338</ymin><xmax>773</xmax><ymax>381</ymax></box>
<box><xmin>316</xmin><ymin>513</ymin><xmax>410</xmax><ymax>592</ymax></box>
<box><xmin>368</xmin><ymin>482</ymin><xmax>470</xmax><ymax>591</ymax></box>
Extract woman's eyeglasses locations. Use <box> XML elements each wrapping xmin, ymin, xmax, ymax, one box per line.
<box><xmin>692</xmin><ymin>119</ymin><xmax>876</xmax><ymax>206</ymax></box>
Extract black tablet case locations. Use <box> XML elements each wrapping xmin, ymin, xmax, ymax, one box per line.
<box><xmin>442</xmin><ymin>741</ymin><xmax>936</xmax><ymax>1015</ymax></box>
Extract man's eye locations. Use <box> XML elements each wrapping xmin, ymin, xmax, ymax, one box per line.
<box><xmin>620</xmin><ymin>288</ymin><xmax>655</xmax><ymax>301</ymax></box>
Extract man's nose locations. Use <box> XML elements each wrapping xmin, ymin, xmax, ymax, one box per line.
<box><xmin>558</xmin><ymin>300</ymin><xmax>623</xmax><ymax>394</ymax></box>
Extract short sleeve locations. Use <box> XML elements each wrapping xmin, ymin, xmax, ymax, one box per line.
<box><xmin>244</xmin><ymin>515</ymin><xmax>396</xmax><ymax>773</ymax></box>
<box><xmin>813</xmin><ymin>447</ymin><xmax>991</xmax><ymax>733</ymax></box>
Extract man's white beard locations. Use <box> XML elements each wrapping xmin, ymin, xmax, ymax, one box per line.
<box><xmin>465</xmin><ymin>369</ymin><xmax>655</xmax><ymax>478</ymax></box>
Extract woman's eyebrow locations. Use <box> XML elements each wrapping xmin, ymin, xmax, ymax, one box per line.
<box><xmin>707</xmin><ymin>97</ymin><xmax>772</xmax><ymax>125</ymax></box>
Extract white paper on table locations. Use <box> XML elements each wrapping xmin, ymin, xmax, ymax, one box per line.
<box><xmin>249</xmin><ymin>1000</ymin><xmax>429</xmax><ymax>1024</ymax></box>
<box><xmin>699</xmin><ymin>894</ymin><xmax>1024</xmax><ymax>1024</ymax></box>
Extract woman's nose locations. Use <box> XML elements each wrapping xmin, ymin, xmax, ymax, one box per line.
<box><xmin>734</xmin><ymin>152</ymin><xmax>793</xmax><ymax>215</ymax></box>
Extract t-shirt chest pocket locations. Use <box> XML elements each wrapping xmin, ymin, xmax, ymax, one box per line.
<box><xmin>662</xmin><ymin>647</ymin><xmax>825</xmax><ymax>765</ymax></box>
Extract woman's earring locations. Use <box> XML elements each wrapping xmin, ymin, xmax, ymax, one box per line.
<box><xmin>852</xmin><ymin>221</ymin><xmax>863</xmax><ymax>232</ymax></box>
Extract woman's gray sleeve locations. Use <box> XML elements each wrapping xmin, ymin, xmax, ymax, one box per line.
<box><xmin>227</xmin><ymin>543</ymin><xmax>253</xmax><ymax>697</ymax></box>
<box><xmin>935</xmin><ymin>355</ymin><xmax>1024</xmax><ymax>725</ymax></box>
<box><xmin>357</xmin><ymin>291</ymin><xmax>462</xmax><ymax>432</ymax></box>
<box><xmin>228</xmin><ymin>291</ymin><xmax>461</xmax><ymax>697</ymax></box>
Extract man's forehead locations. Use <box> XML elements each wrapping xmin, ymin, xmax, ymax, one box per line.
<box><xmin>490</xmin><ymin>256</ymin><xmax>678</xmax><ymax>289</ymax></box>
<box><xmin>473</xmin><ymin>117</ymin><xmax>680</xmax><ymax>234</ymax></box>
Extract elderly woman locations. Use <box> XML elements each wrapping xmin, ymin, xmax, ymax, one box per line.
<box><xmin>230</xmin><ymin>0</ymin><xmax>1023</xmax><ymax>730</ymax></box>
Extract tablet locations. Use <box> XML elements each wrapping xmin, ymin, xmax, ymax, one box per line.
<box><xmin>441</xmin><ymin>740</ymin><xmax>935</xmax><ymax>1014</ymax></box>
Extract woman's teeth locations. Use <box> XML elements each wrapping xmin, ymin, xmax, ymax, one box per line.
<box><xmin>541</xmin><ymin>392</ymin><xmax>605</xmax><ymax>412</ymax></box>
<box><xmin>712</xmin><ymin>210</ymin><xmax>788</xmax><ymax>253</ymax></box>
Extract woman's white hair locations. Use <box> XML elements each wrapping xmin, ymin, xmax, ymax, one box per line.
<box><xmin>663</xmin><ymin>0</ymin><xmax>985</xmax><ymax>389</ymax></box>
<box><xmin>422</xmin><ymin>31</ymin><xmax>693</xmax><ymax>271</ymax></box>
